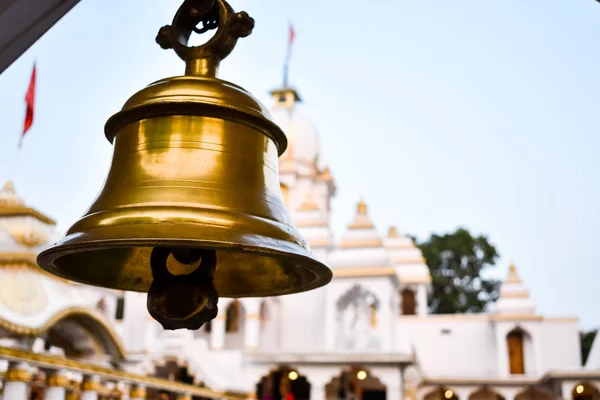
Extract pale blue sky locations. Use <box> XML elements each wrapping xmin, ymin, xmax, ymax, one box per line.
<box><xmin>1</xmin><ymin>0</ymin><xmax>599</xmax><ymax>328</ymax></box>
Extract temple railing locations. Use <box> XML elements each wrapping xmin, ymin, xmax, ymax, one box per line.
<box><xmin>0</xmin><ymin>346</ymin><xmax>247</xmax><ymax>400</ymax></box>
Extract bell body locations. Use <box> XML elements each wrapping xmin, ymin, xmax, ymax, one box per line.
<box><xmin>37</xmin><ymin>76</ymin><xmax>332</xmax><ymax>297</ymax></box>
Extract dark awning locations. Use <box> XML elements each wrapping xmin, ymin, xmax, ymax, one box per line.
<box><xmin>0</xmin><ymin>0</ymin><xmax>80</xmax><ymax>74</ymax></box>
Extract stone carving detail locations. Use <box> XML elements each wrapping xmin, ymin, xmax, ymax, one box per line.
<box><xmin>0</xmin><ymin>218</ymin><xmax>51</xmax><ymax>248</ymax></box>
<box><xmin>336</xmin><ymin>285</ymin><xmax>380</xmax><ymax>350</ymax></box>
<box><xmin>0</xmin><ymin>267</ymin><xmax>48</xmax><ymax>315</ymax></box>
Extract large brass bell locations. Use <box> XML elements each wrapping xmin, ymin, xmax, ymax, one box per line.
<box><xmin>37</xmin><ymin>0</ymin><xmax>331</xmax><ymax>330</ymax></box>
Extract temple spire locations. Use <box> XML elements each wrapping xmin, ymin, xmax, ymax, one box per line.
<box><xmin>270</xmin><ymin>25</ymin><xmax>301</xmax><ymax>109</ymax></box>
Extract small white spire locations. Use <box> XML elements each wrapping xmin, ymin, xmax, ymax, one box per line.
<box><xmin>347</xmin><ymin>198</ymin><xmax>374</xmax><ymax>230</ymax></box>
<box><xmin>496</xmin><ymin>263</ymin><xmax>535</xmax><ymax>315</ymax></box>
<box><xmin>0</xmin><ymin>180</ymin><xmax>24</xmax><ymax>206</ymax></box>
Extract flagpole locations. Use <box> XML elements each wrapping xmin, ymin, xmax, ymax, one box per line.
<box><xmin>283</xmin><ymin>24</ymin><xmax>295</xmax><ymax>88</ymax></box>
<box><xmin>283</xmin><ymin>56</ymin><xmax>290</xmax><ymax>88</ymax></box>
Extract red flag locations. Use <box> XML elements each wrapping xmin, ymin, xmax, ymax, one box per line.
<box><xmin>21</xmin><ymin>63</ymin><xmax>36</xmax><ymax>147</ymax></box>
<box><xmin>289</xmin><ymin>25</ymin><xmax>295</xmax><ymax>46</ymax></box>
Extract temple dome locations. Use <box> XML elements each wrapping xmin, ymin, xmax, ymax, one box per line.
<box><xmin>270</xmin><ymin>87</ymin><xmax>320</xmax><ymax>166</ymax></box>
<box><xmin>272</xmin><ymin>108</ymin><xmax>320</xmax><ymax>165</ymax></box>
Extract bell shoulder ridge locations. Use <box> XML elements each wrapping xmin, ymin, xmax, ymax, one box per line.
<box><xmin>104</xmin><ymin>75</ymin><xmax>287</xmax><ymax>155</ymax></box>
<box><xmin>121</xmin><ymin>76</ymin><xmax>271</xmax><ymax>118</ymax></box>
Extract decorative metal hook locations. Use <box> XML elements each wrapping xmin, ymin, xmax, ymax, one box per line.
<box><xmin>156</xmin><ymin>0</ymin><xmax>254</xmax><ymax>77</ymax></box>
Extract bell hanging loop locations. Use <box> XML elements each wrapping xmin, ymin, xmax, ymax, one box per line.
<box><xmin>37</xmin><ymin>0</ymin><xmax>331</xmax><ymax>331</ymax></box>
<box><xmin>155</xmin><ymin>0</ymin><xmax>255</xmax><ymax>77</ymax></box>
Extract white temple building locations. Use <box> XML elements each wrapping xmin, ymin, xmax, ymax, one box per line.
<box><xmin>1</xmin><ymin>85</ymin><xmax>600</xmax><ymax>400</ymax></box>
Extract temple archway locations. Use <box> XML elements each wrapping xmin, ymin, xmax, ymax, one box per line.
<box><xmin>468</xmin><ymin>388</ymin><xmax>504</xmax><ymax>400</ymax></box>
<box><xmin>256</xmin><ymin>366</ymin><xmax>311</xmax><ymax>400</ymax></box>
<box><xmin>424</xmin><ymin>387</ymin><xmax>459</xmax><ymax>400</ymax></box>
<box><xmin>33</xmin><ymin>308</ymin><xmax>125</xmax><ymax>363</ymax></box>
<box><xmin>572</xmin><ymin>382</ymin><xmax>600</xmax><ymax>400</ymax></box>
<box><xmin>506</xmin><ymin>327</ymin><xmax>534</xmax><ymax>375</ymax></box>
<box><xmin>400</xmin><ymin>288</ymin><xmax>416</xmax><ymax>315</ymax></box>
<box><xmin>225</xmin><ymin>300</ymin><xmax>246</xmax><ymax>349</ymax></box>
<box><xmin>514</xmin><ymin>388</ymin><xmax>551</xmax><ymax>400</ymax></box>
<box><xmin>325</xmin><ymin>367</ymin><xmax>386</xmax><ymax>400</ymax></box>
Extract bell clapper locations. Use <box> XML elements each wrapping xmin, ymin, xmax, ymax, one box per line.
<box><xmin>145</xmin><ymin>0</ymin><xmax>254</xmax><ymax>330</ymax></box>
<box><xmin>147</xmin><ymin>247</ymin><xmax>219</xmax><ymax>330</ymax></box>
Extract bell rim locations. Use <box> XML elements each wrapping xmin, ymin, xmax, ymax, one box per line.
<box><xmin>37</xmin><ymin>236</ymin><xmax>332</xmax><ymax>297</ymax></box>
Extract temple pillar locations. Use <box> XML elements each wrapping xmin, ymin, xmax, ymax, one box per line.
<box><xmin>496</xmin><ymin>388</ymin><xmax>520</xmax><ymax>400</ymax></box>
<box><xmin>310</xmin><ymin>384</ymin><xmax>325</xmax><ymax>400</ymax></box>
<box><xmin>44</xmin><ymin>369</ymin><xmax>69</xmax><ymax>400</ymax></box>
<box><xmin>81</xmin><ymin>375</ymin><xmax>101</xmax><ymax>400</ymax></box>
<box><xmin>386</xmin><ymin>387</ymin><xmax>402</xmax><ymax>400</ymax></box>
<box><xmin>211</xmin><ymin>313</ymin><xmax>226</xmax><ymax>350</ymax></box>
<box><xmin>244</xmin><ymin>313</ymin><xmax>260</xmax><ymax>349</ymax></box>
<box><xmin>417</xmin><ymin>284</ymin><xmax>428</xmax><ymax>316</ymax></box>
<box><xmin>130</xmin><ymin>384</ymin><xmax>147</xmax><ymax>400</ymax></box>
<box><xmin>65</xmin><ymin>385</ymin><xmax>80</xmax><ymax>400</ymax></box>
<box><xmin>176</xmin><ymin>394</ymin><xmax>192</xmax><ymax>400</ymax></box>
<box><xmin>109</xmin><ymin>384</ymin><xmax>123</xmax><ymax>400</ymax></box>
<box><xmin>243</xmin><ymin>299</ymin><xmax>261</xmax><ymax>350</ymax></box>
<box><xmin>4</xmin><ymin>361</ymin><xmax>31</xmax><ymax>400</ymax></box>
<box><xmin>399</xmin><ymin>366</ymin><xmax>406</xmax><ymax>400</ymax></box>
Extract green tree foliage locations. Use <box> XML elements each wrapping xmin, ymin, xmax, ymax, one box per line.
<box><xmin>414</xmin><ymin>228</ymin><xmax>501</xmax><ymax>314</ymax></box>
<box><xmin>581</xmin><ymin>330</ymin><xmax>597</xmax><ymax>365</ymax></box>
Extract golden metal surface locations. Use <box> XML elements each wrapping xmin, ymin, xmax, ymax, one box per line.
<box><xmin>38</xmin><ymin>111</ymin><xmax>331</xmax><ymax>297</ymax></box>
<box><xmin>36</xmin><ymin>0</ymin><xmax>331</xmax><ymax>330</ymax></box>
<box><xmin>130</xmin><ymin>386</ymin><xmax>146</xmax><ymax>398</ymax></box>
<box><xmin>0</xmin><ymin>346</ymin><xmax>244</xmax><ymax>399</ymax></box>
